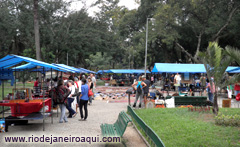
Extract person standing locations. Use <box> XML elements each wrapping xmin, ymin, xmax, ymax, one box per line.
<box><xmin>151</xmin><ymin>75</ymin><xmax>154</xmax><ymax>86</ymax></box>
<box><xmin>206</xmin><ymin>79</ymin><xmax>215</xmax><ymax>103</ymax></box>
<box><xmin>90</xmin><ymin>73</ymin><xmax>96</xmax><ymax>98</ymax></box>
<box><xmin>87</xmin><ymin>78</ymin><xmax>93</xmax><ymax>105</ymax></box>
<box><xmin>174</xmin><ymin>73</ymin><xmax>181</xmax><ymax>92</ymax></box>
<box><xmin>34</xmin><ymin>77</ymin><xmax>39</xmax><ymax>87</ymax></box>
<box><xmin>132</xmin><ymin>76</ymin><xmax>147</xmax><ymax>108</ymax></box>
<box><xmin>66</xmin><ymin>80</ymin><xmax>77</xmax><ymax>118</ymax></box>
<box><xmin>79</xmin><ymin>78</ymin><xmax>89</xmax><ymax>121</ymax></box>
<box><xmin>56</xmin><ymin>80</ymin><xmax>70</xmax><ymax>123</ymax></box>
<box><xmin>200</xmin><ymin>75</ymin><xmax>207</xmax><ymax>96</ymax></box>
<box><xmin>142</xmin><ymin>76</ymin><xmax>151</xmax><ymax>105</ymax></box>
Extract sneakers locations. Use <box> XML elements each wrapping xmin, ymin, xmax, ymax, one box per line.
<box><xmin>78</xmin><ymin>118</ymin><xmax>84</xmax><ymax>121</ymax></box>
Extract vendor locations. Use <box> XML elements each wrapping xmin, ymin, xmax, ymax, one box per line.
<box><xmin>34</xmin><ymin>77</ymin><xmax>40</xmax><ymax>87</ymax></box>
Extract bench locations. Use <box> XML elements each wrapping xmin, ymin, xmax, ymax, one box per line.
<box><xmin>100</xmin><ymin>111</ymin><xmax>132</xmax><ymax>137</ymax></box>
<box><xmin>166</xmin><ymin>96</ymin><xmax>209</xmax><ymax>106</ymax></box>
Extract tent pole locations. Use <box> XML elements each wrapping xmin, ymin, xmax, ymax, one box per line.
<box><xmin>43</xmin><ymin>67</ymin><xmax>45</xmax><ymax>131</ymax></box>
<box><xmin>51</xmin><ymin>68</ymin><xmax>53</xmax><ymax>123</ymax></box>
<box><xmin>2</xmin><ymin>79</ymin><xmax>4</xmax><ymax>118</ymax></box>
<box><xmin>14</xmin><ymin>67</ymin><xmax>16</xmax><ymax>94</ymax></box>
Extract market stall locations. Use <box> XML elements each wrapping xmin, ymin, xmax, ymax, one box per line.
<box><xmin>0</xmin><ymin>54</ymin><xmax>72</xmax><ymax>131</ymax></box>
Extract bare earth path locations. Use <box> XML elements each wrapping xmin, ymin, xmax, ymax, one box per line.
<box><xmin>0</xmin><ymin>100</ymin><xmax>146</xmax><ymax>147</ymax></box>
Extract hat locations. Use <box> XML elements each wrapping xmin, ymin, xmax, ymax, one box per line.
<box><xmin>142</xmin><ymin>75</ymin><xmax>146</xmax><ymax>78</ymax></box>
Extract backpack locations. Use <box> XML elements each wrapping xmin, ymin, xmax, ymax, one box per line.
<box><xmin>137</xmin><ymin>81</ymin><xmax>142</xmax><ymax>94</ymax></box>
<box><xmin>72</xmin><ymin>82</ymin><xmax>80</xmax><ymax>97</ymax></box>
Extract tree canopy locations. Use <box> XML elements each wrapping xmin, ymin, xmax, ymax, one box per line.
<box><xmin>0</xmin><ymin>0</ymin><xmax>239</xmax><ymax>70</ymax></box>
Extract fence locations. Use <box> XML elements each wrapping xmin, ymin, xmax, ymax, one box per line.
<box><xmin>127</xmin><ymin>105</ymin><xmax>165</xmax><ymax>147</ymax></box>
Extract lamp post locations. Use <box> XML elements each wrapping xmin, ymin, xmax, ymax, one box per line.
<box><xmin>145</xmin><ymin>18</ymin><xmax>155</xmax><ymax>77</ymax></box>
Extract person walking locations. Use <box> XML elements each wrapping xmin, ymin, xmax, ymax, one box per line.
<box><xmin>87</xmin><ymin>78</ymin><xmax>93</xmax><ymax>105</ymax></box>
<box><xmin>56</xmin><ymin>80</ymin><xmax>70</xmax><ymax>123</ymax></box>
<box><xmin>66</xmin><ymin>80</ymin><xmax>77</xmax><ymax>118</ymax></box>
<box><xmin>79</xmin><ymin>78</ymin><xmax>89</xmax><ymax>121</ymax></box>
<box><xmin>142</xmin><ymin>75</ymin><xmax>151</xmax><ymax>106</ymax></box>
<box><xmin>132</xmin><ymin>76</ymin><xmax>147</xmax><ymax>108</ymax></box>
<box><xmin>90</xmin><ymin>73</ymin><xmax>96</xmax><ymax>99</ymax></box>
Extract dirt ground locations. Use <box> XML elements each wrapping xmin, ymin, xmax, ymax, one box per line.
<box><xmin>0</xmin><ymin>98</ymin><xmax>146</xmax><ymax>147</ymax></box>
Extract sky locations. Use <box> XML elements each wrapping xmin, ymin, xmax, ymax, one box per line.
<box><xmin>69</xmin><ymin>0</ymin><xmax>139</xmax><ymax>16</ymax></box>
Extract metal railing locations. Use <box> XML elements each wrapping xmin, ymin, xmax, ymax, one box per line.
<box><xmin>127</xmin><ymin>105</ymin><xmax>165</xmax><ymax>147</ymax></box>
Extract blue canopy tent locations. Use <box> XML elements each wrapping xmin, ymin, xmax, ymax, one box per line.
<box><xmin>96</xmin><ymin>70</ymin><xmax>110</xmax><ymax>74</ymax></box>
<box><xmin>151</xmin><ymin>63</ymin><xmax>239</xmax><ymax>73</ymax></box>
<box><xmin>227</xmin><ymin>67</ymin><xmax>240</xmax><ymax>73</ymax></box>
<box><xmin>152</xmin><ymin>63</ymin><xmax>206</xmax><ymax>73</ymax></box>
<box><xmin>0</xmin><ymin>54</ymin><xmax>70</xmax><ymax>126</ymax></box>
<box><xmin>52</xmin><ymin>64</ymin><xmax>86</xmax><ymax>73</ymax></box>
<box><xmin>12</xmin><ymin>63</ymin><xmax>73</xmax><ymax>73</ymax></box>
<box><xmin>79</xmin><ymin>68</ymin><xmax>95</xmax><ymax>74</ymax></box>
<box><xmin>0</xmin><ymin>55</ymin><xmax>65</xmax><ymax>71</ymax></box>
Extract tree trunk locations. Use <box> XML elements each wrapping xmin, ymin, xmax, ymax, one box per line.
<box><xmin>212</xmin><ymin>91</ymin><xmax>219</xmax><ymax>115</ymax></box>
<box><xmin>33</xmin><ymin>0</ymin><xmax>41</xmax><ymax>61</ymax></box>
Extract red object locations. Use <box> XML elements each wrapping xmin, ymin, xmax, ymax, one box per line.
<box><xmin>0</xmin><ymin>98</ymin><xmax>51</xmax><ymax>117</ymax></box>
<box><xmin>34</xmin><ymin>81</ymin><xmax>39</xmax><ymax>87</ymax></box>
<box><xmin>75</xmin><ymin>81</ymin><xmax>79</xmax><ymax>88</ymax></box>
<box><xmin>88</xmin><ymin>89</ymin><xmax>94</xmax><ymax>97</ymax></box>
<box><xmin>234</xmin><ymin>84</ymin><xmax>240</xmax><ymax>91</ymax></box>
<box><xmin>236</xmin><ymin>93</ymin><xmax>240</xmax><ymax>101</ymax></box>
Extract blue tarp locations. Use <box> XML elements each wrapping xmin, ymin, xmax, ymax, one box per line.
<box><xmin>12</xmin><ymin>63</ymin><xmax>73</xmax><ymax>73</ymax></box>
<box><xmin>98</xmin><ymin>69</ymin><xmax>150</xmax><ymax>74</ymax></box>
<box><xmin>0</xmin><ymin>54</ymin><xmax>68</xmax><ymax>72</ymax></box>
<box><xmin>227</xmin><ymin>67</ymin><xmax>240</xmax><ymax>73</ymax></box>
<box><xmin>152</xmin><ymin>63</ymin><xmax>239</xmax><ymax>73</ymax></box>
<box><xmin>53</xmin><ymin>64</ymin><xmax>86</xmax><ymax>73</ymax></box>
<box><xmin>96</xmin><ymin>70</ymin><xmax>110</xmax><ymax>74</ymax></box>
<box><xmin>79</xmin><ymin>68</ymin><xmax>95</xmax><ymax>74</ymax></box>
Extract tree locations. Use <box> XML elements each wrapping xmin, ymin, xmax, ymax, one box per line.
<box><xmin>33</xmin><ymin>0</ymin><xmax>41</xmax><ymax>61</ymax></box>
<box><xmin>199</xmin><ymin>42</ymin><xmax>233</xmax><ymax>115</ymax></box>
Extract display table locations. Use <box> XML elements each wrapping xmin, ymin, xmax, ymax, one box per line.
<box><xmin>0</xmin><ymin>98</ymin><xmax>51</xmax><ymax>117</ymax></box>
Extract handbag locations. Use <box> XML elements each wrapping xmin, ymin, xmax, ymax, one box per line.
<box><xmin>88</xmin><ymin>86</ymin><xmax>94</xmax><ymax>97</ymax></box>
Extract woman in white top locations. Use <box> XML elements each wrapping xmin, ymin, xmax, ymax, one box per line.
<box><xmin>66</xmin><ymin>80</ymin><xmax>77</xmax><ymax>118</ymax></box>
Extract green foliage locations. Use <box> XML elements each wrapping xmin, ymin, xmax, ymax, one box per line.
<box><xmin>199</xmin><ymin>42</ymin><xmax>232</xmax><ymax>88</ymax></box>
<box><xmin>215</xmin><ymin>112</ymin><xmax>240</xmax><ymax>127</ymax></box>
<box><xmin>86</xmin><ymin>52</ymin><xmax>113</xmax><ymax>70</ymax></box>
<box><xmin>1</xmin><ymin>0</ymin><xmax>240</xmax><ymax>70</ymax></box>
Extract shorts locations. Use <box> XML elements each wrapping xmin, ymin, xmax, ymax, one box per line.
<box><xmin>143</xmin><ymin>93</ymin><xmax>148</xmax><ymax>97</ymax></box>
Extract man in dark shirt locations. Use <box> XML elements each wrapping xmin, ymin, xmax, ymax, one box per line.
<box><xmin>142</xmin><ymin>75</ymin><xmax>151</xmax><ymax>106</ymax></box>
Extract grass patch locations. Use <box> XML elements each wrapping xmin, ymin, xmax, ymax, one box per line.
<box><xmin>135</xmin><ymin>108</ymin><xmax>240</xmax><ymax>147</ymax></box>
<box><xmin>96</xmin><ymin>80</ymin><xmax>105</xmax><ymax>86</ymax></box>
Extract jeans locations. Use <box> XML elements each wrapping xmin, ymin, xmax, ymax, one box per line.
<box><xmin>208</xmin><ymin>92</ymin><xmax>214</xmax><ymax>103</ymax></box>
<box><xmin>134</xmin><ymin>90</ymin><xmax>143</xmax><ymax>107</ymax></box>
<box><xmin>89</xmin><ymin>96</ymin><xmax>92</xmax><ymax>104</ymax></box>
<box><xmin>76</xmin><ymin>96</ymin><xmax>80</xmax><ymax>104</ymax></box>
<box><xmin>59</xmin><ymin>104</ymin><xmax>67</xmax><ymax>123</ymax></box>
<box><xmin>66</xmin><ymin>98</ymin><xmax>76</xmax><ymax>117</ymax></box>
<box><xmin>79</xmin><ymin>99</ymin><xmax>88</xmax><ymax>119</ymax></box>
